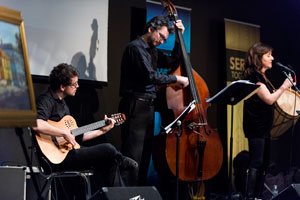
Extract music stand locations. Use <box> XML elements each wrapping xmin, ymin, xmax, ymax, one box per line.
<box><xmin>163</xmin><ymin>100</ymin><xmax>196</xmax><ymax>200</ymax></box>
<box><xmin>206</xmin><ymin>80</ymin><xmax>260</xmax><ymax>195</ymax></box>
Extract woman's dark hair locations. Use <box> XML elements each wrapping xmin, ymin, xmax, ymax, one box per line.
<box><xmin>244</xmin><ymin>42</ymin><xmax>273</xmax><ymax>78</ymax></box>
<box><xmin>49</xmin><ymin>63</ymin><xmax>78</xmax><ymax>91</ymax></box>
<box><xmin>145</xmin><ymin>15</ymin><xmax>174</xmax><ymax>33</ymax></box>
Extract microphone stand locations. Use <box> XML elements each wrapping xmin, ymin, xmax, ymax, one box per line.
<box><xmin>282</xmin><ymin>71</ymin><xmax>300</xmax><ymax>168</ymax></box>
<box><xmin>175</xmin><ymin>120</ymin><xmax>182</xmax><ymax>200</ymax></box>
<box><xmin>163</xmin><ymin>100</ymin><xmax>196</xmax><ymax>200</ymax></box>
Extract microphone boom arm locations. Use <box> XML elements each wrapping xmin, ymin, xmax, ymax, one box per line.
<box><xmin>276</xmin><ymin>62</ymin><xmax>295</xmax><ymax>74</ymax></box>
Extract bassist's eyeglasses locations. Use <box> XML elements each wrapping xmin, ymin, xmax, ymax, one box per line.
<box><xmin>157</xmin><ymin>31</ymin><xmax>167</xmax><ymax>42</ymax></box>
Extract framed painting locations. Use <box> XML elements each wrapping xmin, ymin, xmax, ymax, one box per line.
<box><xmin>0</xmin><ymin>6</ymin><xmax>36</xmax><ymax>127</ymax></box>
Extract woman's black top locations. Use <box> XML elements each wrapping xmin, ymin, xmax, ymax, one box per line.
<box><xmin>243</xmin><ymin>71</ymin><xmax>274</xmax><ymax>138</ymax></box>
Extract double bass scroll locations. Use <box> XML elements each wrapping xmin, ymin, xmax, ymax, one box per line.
<box><xmin>160</xmin><ymin>0</ymin><xmax>223</xmax><ymax>181</ymax></box>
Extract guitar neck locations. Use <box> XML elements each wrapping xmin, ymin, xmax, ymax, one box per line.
<box><xmin>71</xmin><ymin>120</ymin><xmax>106</xmax><ymax>137</ymax></box>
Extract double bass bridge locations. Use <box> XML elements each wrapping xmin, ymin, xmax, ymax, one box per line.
<box><xmin>187</xmin><ymin>122</ymin><xmax>207</xmax><ymax>134</ymax></box>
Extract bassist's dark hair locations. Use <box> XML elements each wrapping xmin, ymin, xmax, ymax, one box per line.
<box><xmin>144</xmin><ymin>15</ymin><xmax>174</xmax><ymax>33</ymax></box>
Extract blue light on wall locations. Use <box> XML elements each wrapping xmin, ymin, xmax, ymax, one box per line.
<box><xmin>146</xmin><ymin>1</ymin><xmax>191</xmax><ymax>53</ymax></box>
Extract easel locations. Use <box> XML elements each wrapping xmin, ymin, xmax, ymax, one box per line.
<box><xmin>206</xmin><ymin>80</ymin><xmax>259</xmax><ymax>198</ymax></box>
<box><xmin>16</xmin><ymin>127</ymin><xmax>44</xmax><ymax>200</ymax></box>
<box><xmin>164</xmin><ymin>100</ymin><xmax>196</xmax><ymax>200</ymax></box>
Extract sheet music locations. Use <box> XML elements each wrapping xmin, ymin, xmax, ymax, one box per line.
<box><xmin>206</xmin><ymin>80</ymin><xmax>259</xmax><ymax>104</ymax></box>
<box><xmin>164</xmin><ymin>100</ymin><xmax>196</xmax><ymax>134</ymax></box>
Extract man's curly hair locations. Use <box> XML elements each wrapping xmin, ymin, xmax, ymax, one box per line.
<box><xmin>49</xmin><ymin>63</ymin><xmax>78</xmax><ymax>91</ymax></box>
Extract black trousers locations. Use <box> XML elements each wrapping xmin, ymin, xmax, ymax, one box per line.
<box><xmin>248</xmin><ymin>137</ymin><xmax>270</xmax><ymax>170</ymax></box>
<box><xmin>119</xmin><ymin>96</ymin><xmax>154</xmax><ymax>186</ymax></box>
<box><xmin>247</xmin><ymin>138</ymin><xmax>271</xmax><ymax>197</ymax></box>
<box><xmin>48</xmin><ymin>143</ymin><xmax>123</xmax><ymax>187</ymax></box>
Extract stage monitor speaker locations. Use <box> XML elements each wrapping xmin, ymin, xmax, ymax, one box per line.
<box><xmin>272</xmin><ymin>184</ymin><xmax>300</xmax><ymax>200</ymax></box>
<box><xmin>100</xmin><ymin>186</ymin><xmax>163</xmax><ymax>200</ymax></box>
<box><xmin>0</xmin><ymin>166</ymin><xmax>26</xmax><ymax>200</ymax></box>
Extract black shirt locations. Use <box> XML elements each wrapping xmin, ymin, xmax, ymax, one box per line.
<box><xmin>119</xmin><ymin>37</ymin><xmax>180</xmax><ymax>99</ymax></box>
<box><xmin>243</xmin><ymin>71</ymin><xmax>274</xmax><ymax>138</ymax></box>
<box><xmin>36</xmin><ymin>89</ymin><xmax>70</xmax><ymax>122</ymax></box>
<box><xmin>35</xmin><ymin>89</ymin><xmax>85</xmax><ymax>143</ymax></box>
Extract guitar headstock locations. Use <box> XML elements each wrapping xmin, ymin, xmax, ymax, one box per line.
<box><xmin>110</xmin><ymin>113</ymin><xmax>126</xmax><ymax>126</ymax></box>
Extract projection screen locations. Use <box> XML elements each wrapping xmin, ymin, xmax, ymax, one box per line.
<box><xmin>1</xmin><ymin>0</ymin><xmax>109</xmax><ymax>82</ymax></box>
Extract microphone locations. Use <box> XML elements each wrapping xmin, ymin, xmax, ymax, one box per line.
<box><xmin>276</xmin><ymin>62</ymin><xmax>295</xmax><ymax>73</ymax></box>
<box><xmin>277</xmin><ymin>62</ymin><xmax>300</xmax><ymax>93</ymax></box>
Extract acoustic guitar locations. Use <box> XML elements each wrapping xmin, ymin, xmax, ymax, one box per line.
<box><xmin>35</xmin><ymin>113</ymin><xmax>126</xmax><ymax>164</ymax></box>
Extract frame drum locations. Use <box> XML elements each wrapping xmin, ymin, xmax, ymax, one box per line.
<box><xmin>271</xmin><ymin>89</ymin><xmax>300</xmax><ymax>138</ymax></box>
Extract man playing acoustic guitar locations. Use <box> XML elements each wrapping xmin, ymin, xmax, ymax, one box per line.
<box><xmin>32</xmin><ymin>63</ymin><xmax>138</xmax><ymax>191</ymax></box>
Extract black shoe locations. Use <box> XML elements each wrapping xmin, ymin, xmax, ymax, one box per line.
<box><xmin>119</xmin><ymin>156</ymin><xmax>138</xmax><ymax>170</ymax></box>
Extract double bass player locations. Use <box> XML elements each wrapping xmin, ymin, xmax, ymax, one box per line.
<box><xmin>118</xmin><ymin>15</ymin><xmax>189</xmax><ymax>187</ymax></box>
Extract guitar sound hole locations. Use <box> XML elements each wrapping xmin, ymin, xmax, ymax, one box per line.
<box><xmin>64</xmin><ymin>120</ymin><xmax>74</xmax><ymax>129</ymax></box>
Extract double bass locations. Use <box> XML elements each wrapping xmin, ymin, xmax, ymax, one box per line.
<box><xmin>161</xmin><ymin>0</ymin><xmax>223</xmax><ymax>182</ymax></box>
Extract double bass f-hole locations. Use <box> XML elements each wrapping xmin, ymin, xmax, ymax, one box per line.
<box><xmin>161</xmin><ymin>0</ymin><xmax>223</xmax><ymax>182</ymax></box>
